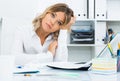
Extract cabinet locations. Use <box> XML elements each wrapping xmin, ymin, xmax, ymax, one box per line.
<box><xmin>67</xmin><ymin>0</ymin><xmax>120</xmax><ymax>62</ymax></box>
<box><xmin>67</xmin><ymin>0</ymin><xmax>98</xmax><ymax>62</ymax></box>
<box><xmin>67</xmin><ymin>20</ymin><xmax>95</xmax><ymax>62</ymax></box>
<box><xmin>95</xmin><ymin>0</ymin><xmax>120</xmax><ymax>57</ymax></box>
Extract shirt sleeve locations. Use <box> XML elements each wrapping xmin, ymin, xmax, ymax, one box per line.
<box><xmin>11</xmin><ymin>27</ymin><xmax>53</xmax><ymax>65</ymax></box>
<box><xmin>53</xmin><ymin>30</ymin><xmax>68</xmax><ymax>62</ymax></box>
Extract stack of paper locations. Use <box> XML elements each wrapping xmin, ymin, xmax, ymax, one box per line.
<box><xmin>92</xmin><ymin>58</ymin><xmax>117</xmax><ymax>74</ymax></box>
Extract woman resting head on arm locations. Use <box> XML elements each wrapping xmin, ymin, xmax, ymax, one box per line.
<box><xmin>11</xmin><ymin>3</ymin><xmax>75</xmax><ymax>65</ymax></box>
<box><xmin>32</xmin><ymin>3</ymin><xmax>75</xmax><ymax>56</ymax></box>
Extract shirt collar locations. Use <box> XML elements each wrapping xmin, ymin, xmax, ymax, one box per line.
<box><xmin>31</xmin><ymin>28</ymin><xmax>53</xmax><ymax>41</ymax></box>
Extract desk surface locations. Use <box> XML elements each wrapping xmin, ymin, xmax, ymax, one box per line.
<box><xmin>1</xmin><ymin>63</ymin><xmax>120</xmax><ymax>81</ymax></box>
<box><xmin>14</xmin><ymin>70</ymin><xmax>120</xmax><ymax>81</ymax></box>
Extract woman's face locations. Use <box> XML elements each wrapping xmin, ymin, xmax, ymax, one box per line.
<box><xmin>42</xmin><ymin>12</ymin><xmax>65</xmax><ymax>33</ymax></box>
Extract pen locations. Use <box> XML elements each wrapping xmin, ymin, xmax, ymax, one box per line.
<box><xmin>107</xmin><ymin>43</ymin><xmax>113</xmax><ymax>57</ymax></box>
<box><xmin>24</xmin><ymin>74</ymin><xmax>32</xmax><ymax>76</ymax></box>
<box><xmin>118</xmin><ymin>42</ymin><xmax>120</xmax><ymax>49</ymax></box>
<box><xmin>13</xmin><ymin>71</ymin><xmax>40</xmax><ymax>74</ymax></box>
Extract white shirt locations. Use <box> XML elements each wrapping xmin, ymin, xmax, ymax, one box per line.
<box><xmin>11</xmin><ymin>25</ymin><xmax>68</xmax><ymax>65</ymax></box>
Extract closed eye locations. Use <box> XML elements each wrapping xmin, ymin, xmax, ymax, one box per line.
<box><xmin>57</xmin><ymin>21</ymin><xmax>63</xmax><ymax>26</ymax></box>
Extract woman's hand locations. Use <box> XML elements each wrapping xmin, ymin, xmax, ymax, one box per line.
<box><xmin>60</xmin><ymin>17</ymin><xmax>76</xmax><ymax>30</ymax></box>
<box><xmin>48</xmin><ymin>40</ymin><xmax>58</xmax><ymax>56</ymax></box>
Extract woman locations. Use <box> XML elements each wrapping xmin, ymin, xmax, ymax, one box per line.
<box><xmin>11</xmin><ymin>3</ymin><xmax>75</xmax><ymax>65</ymax></box>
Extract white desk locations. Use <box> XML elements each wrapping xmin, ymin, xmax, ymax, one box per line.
<box><xmin>13</xmin><ymin>69</ymin><xmax>120</xmax><ymax>81</ymax></box>
<box><xmin>1</xmin><ymin>63</ymin><xmax>120</xmax><ymax>81</ymax></box>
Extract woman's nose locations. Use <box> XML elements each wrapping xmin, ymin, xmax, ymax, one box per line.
<box><xmin>51</xmin><ymin>19</ymin><xmax>56</xmax><ymax>26</ymax></box>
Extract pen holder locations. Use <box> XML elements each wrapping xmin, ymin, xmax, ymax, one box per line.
<box><xmin>92</xmin><ymin>58</ymin><xmax>117</xmax><ymax>74</ymax></box>
<box><xmin>117</xmin><ymin>50</ymin><xmax>120</xmax><ymax>72</ymax></box>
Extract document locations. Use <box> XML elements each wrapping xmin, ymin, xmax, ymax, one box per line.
<box><xmin>95</xmin><ymin>0</ymin><xmax>107</xmax><ymax>19</ymax></box>
<box><xmin>88</xmin><ymin>0</ymin><xmax>94</xmax><ymax>19</ymax></box>
<box><xmin>13</xmin><ymin>65</ymin><xmax>39</xmax><ymax>74</ymax></box>
<box><xmin>66</xmin><ymin>0</ymin><xmax>87</xmax><ymax>20</ymax></box>
<box><xmin>47</xmin><ymin>61</ymin><xmax>92</xmax><ymax>70</ymax></box>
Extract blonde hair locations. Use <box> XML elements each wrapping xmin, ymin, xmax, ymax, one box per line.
<box><xmin>32</xmin><ymin>3</ymin><xmax>74</xmax><ymax>40</ymax></box>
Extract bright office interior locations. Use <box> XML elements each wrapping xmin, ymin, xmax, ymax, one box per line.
<box><xmin>0</xmin><ymin>0</ymin><xmax>120</xmax><ymax>62</ymax></box>
<box><xmin>0</xmin><ymin>0</ymin><xmax>120</xmax><ymax>81</ymax></box>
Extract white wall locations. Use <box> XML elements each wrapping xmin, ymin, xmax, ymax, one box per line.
<box><xmin>37</xmin><ymin>0</ymin><xmax>67</xmax><ymax>13</ymax></box>
<box><xmin>0</xmin><ymin>0</ymin><xmax>39</xmax><ymax>18</ymax></box>
<box><xmin>0</xmin><ymin>0</ymin><xmax>39</xmax><ymax>55</ymax></box>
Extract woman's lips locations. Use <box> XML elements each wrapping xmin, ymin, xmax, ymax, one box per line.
<box><xmin>46</xmin><ymin>23</ymin><xmax>52</xmax><ymax>29</ymax></box>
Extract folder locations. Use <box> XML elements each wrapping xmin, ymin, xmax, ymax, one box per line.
<box><xmin>66</xmin><ymin>0</ymin><xmax>88</xmax><ymax>20</ymax></box>
<box><xmin>95</xmin><ymin>0</ymin><xmax>107</xmax><ymax>19</ymax></box>
<box><xmin>107</xmin><ymin>0</ymin><xmax>120</xmax><ymax>19</ymax></box>
<box><xmin>88</xmin><ymin>0</ymin><xmax>94</xmax><ymax>19</ymax></box>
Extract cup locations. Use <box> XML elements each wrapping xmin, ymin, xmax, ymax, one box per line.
<box><xmin>0</xmin><ymin>55</ymin><xmax>15</xmax><ymax>81</ymax></box>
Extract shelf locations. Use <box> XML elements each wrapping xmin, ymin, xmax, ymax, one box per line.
<box><xmin>67</xmin><ymin>43</ymin><xmax>107</xmax><ymax>47</ymax></box>
<box><xmin>67</xmin><ymin>44</ymin><xmax>95</xmax><ymax>47</ymax></box>
<box><xmin>96</xmin><ymin>19</ymin><xmax>120</xmax><ymax>22</ymax></box>
<box><xmin>75</xmin><ymin>19</ymin><xmax>95</xmax><ymax>21</ymax></box>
